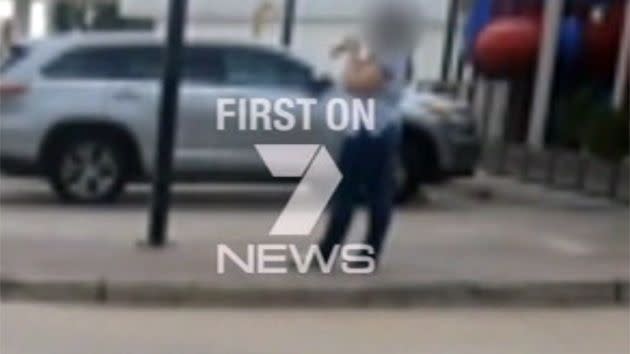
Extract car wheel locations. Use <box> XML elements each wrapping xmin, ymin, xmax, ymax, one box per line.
<box><xmin>49</xmin><ymin>137</ymin><xmax>126</xmax><ymax>203</ymax></box>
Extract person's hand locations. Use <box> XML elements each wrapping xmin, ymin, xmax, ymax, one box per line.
<box><xmin>330</xmin><ymin>36</ymin><xmax>361</xmax><ymax>59</ymax></box>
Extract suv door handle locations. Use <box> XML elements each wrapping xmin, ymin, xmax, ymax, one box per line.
<box><xmin>113</xmin><ymin>90</ymin><xmax>142</xmax><ymax>101</ymax></box>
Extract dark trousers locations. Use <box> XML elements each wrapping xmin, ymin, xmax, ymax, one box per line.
<box><xmin>319</xmin><ymin>126</ymin><xmax>400</xmax><ymax>262</ymax></box>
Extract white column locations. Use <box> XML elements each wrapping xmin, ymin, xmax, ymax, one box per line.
<box><xmin>487</xmin><ymin>80</ymin><xmax>510</xmax><ymax>142</ymax></box>
<box><xmin>29</xmin><ymin>0</ymin><xmax>52</xmax><ymax>38</ymax></box>
<box><xmin>527</xmin><ymin>0</ymin><xmax>565</xmax><ymax>149</ymax></box>
<box><xmin>612</xmin><ymin>0</ymin><xmax>630</xmax><ymax>110</ymax></box>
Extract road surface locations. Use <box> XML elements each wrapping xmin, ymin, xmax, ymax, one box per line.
<box><xmin>2</xmin><ymin>303</ymin><xmax>628</xmax><ymax>354</ymax></box>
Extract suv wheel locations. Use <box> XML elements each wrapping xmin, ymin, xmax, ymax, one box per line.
<box><xmin>49</xmin><ymin>137</ymin><xmax>126</xmax><ymax>203</ymax></box>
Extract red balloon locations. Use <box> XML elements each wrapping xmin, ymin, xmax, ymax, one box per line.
<box><xmin>474</xmin><ymin>17</ymin><xmax>541</xmax><ymax>77</ymax></box>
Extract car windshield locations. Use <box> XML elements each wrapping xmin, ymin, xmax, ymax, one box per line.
<box><xmin>1</xmin><ymin>44</ymin><xmax>30</xmax><ymax>74</ymax></box>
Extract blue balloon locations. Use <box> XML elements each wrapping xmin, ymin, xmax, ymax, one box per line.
<box><xmin>558</xmin><ymin>16</ymin><xmax>583</xmax><ymax>64</ymax></box>
<box><xmin>464</xmin><ymin>0</ymin><xmax>494</xmax><ymax>55</ymax></box>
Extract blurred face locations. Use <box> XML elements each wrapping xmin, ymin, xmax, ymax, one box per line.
<box><xmin>363</xmin><ymin>1</ymin><xmax>423</xmax><ymax>53</ymax></box>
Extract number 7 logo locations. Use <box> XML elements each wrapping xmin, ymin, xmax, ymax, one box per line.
<box><xmin>255</xmin><ymin>144</ymin><xmax>343</xmax><ymax>236</ymax></box>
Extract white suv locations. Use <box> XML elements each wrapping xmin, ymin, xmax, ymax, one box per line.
<box><xmin>1</xmin><ymin>32</ymin><xmax>480</xmax><ymax>203</ymax></box>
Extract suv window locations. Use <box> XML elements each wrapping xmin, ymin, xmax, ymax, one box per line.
<box><xmin>182</xmin><ymin>46</ymin><xmax>224</xmax><ymax>84</ymax></box>
<box><xmin>43</xmin><ymin>45</ymin><xmax>225</xmax><ymax>84</ymax></box>
<box><xmin>224</xmin><ymin>48</ymin><xmax>311</xmax><ymax>87</ymax></box>
<box><xmin>43</xmin><ymin>46</ymin><xmax>163</xmax><ymax>80</ymax></box>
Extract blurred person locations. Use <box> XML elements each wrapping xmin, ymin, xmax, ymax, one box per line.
<box><xmin>252</xmin><ymin>1</ymin><xmax>276</xmax><ymax>38</ymax></box>
<box><xmin>318</xmin><ymin>0</ymin><xmax>423</xmax><ymax>270</ymax></box>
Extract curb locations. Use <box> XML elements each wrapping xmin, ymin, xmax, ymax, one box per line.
<box><xmin>2</xmin><ymin>279</ymin><xmax>628</xmax><ymax>308</ymax></box>
<box><xmin>481</xmin><ymin>143</ymin><xmax>630</xmax><ymax>204</ymax></box>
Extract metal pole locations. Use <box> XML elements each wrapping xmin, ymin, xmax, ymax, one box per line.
<box><xmin>527</xmin><ymin>0</ymin><xmax>564</xmax><ymax>149</ymax></box>
<box><xmin>612</xmin><ymin>0</ymin><xmax>630</xmax><ymax>110</ymax></box>
<box><xmin>441</xmin><ymin>0</ymin><xmax>459</xmax><ymax>82</ymax></box>
<box><xmin>455</xmin><ymin>53</ymin><xmax>465</xmax><ymax>83</ymax></box>
<box><xmin>147</xmin><ymin>0</ymin><xmax>188</xmax><ymax>248</ymax></box>
<box><xmin>281</xmin><ymin>0</ymin><xmax>296</xmax><ymax>47</ymax></box>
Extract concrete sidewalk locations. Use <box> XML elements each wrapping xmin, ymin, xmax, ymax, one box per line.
<box><xmin>1</xmin><ymin>176</ymin><xmax>628</xmax><ymax>307</ymax></box>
